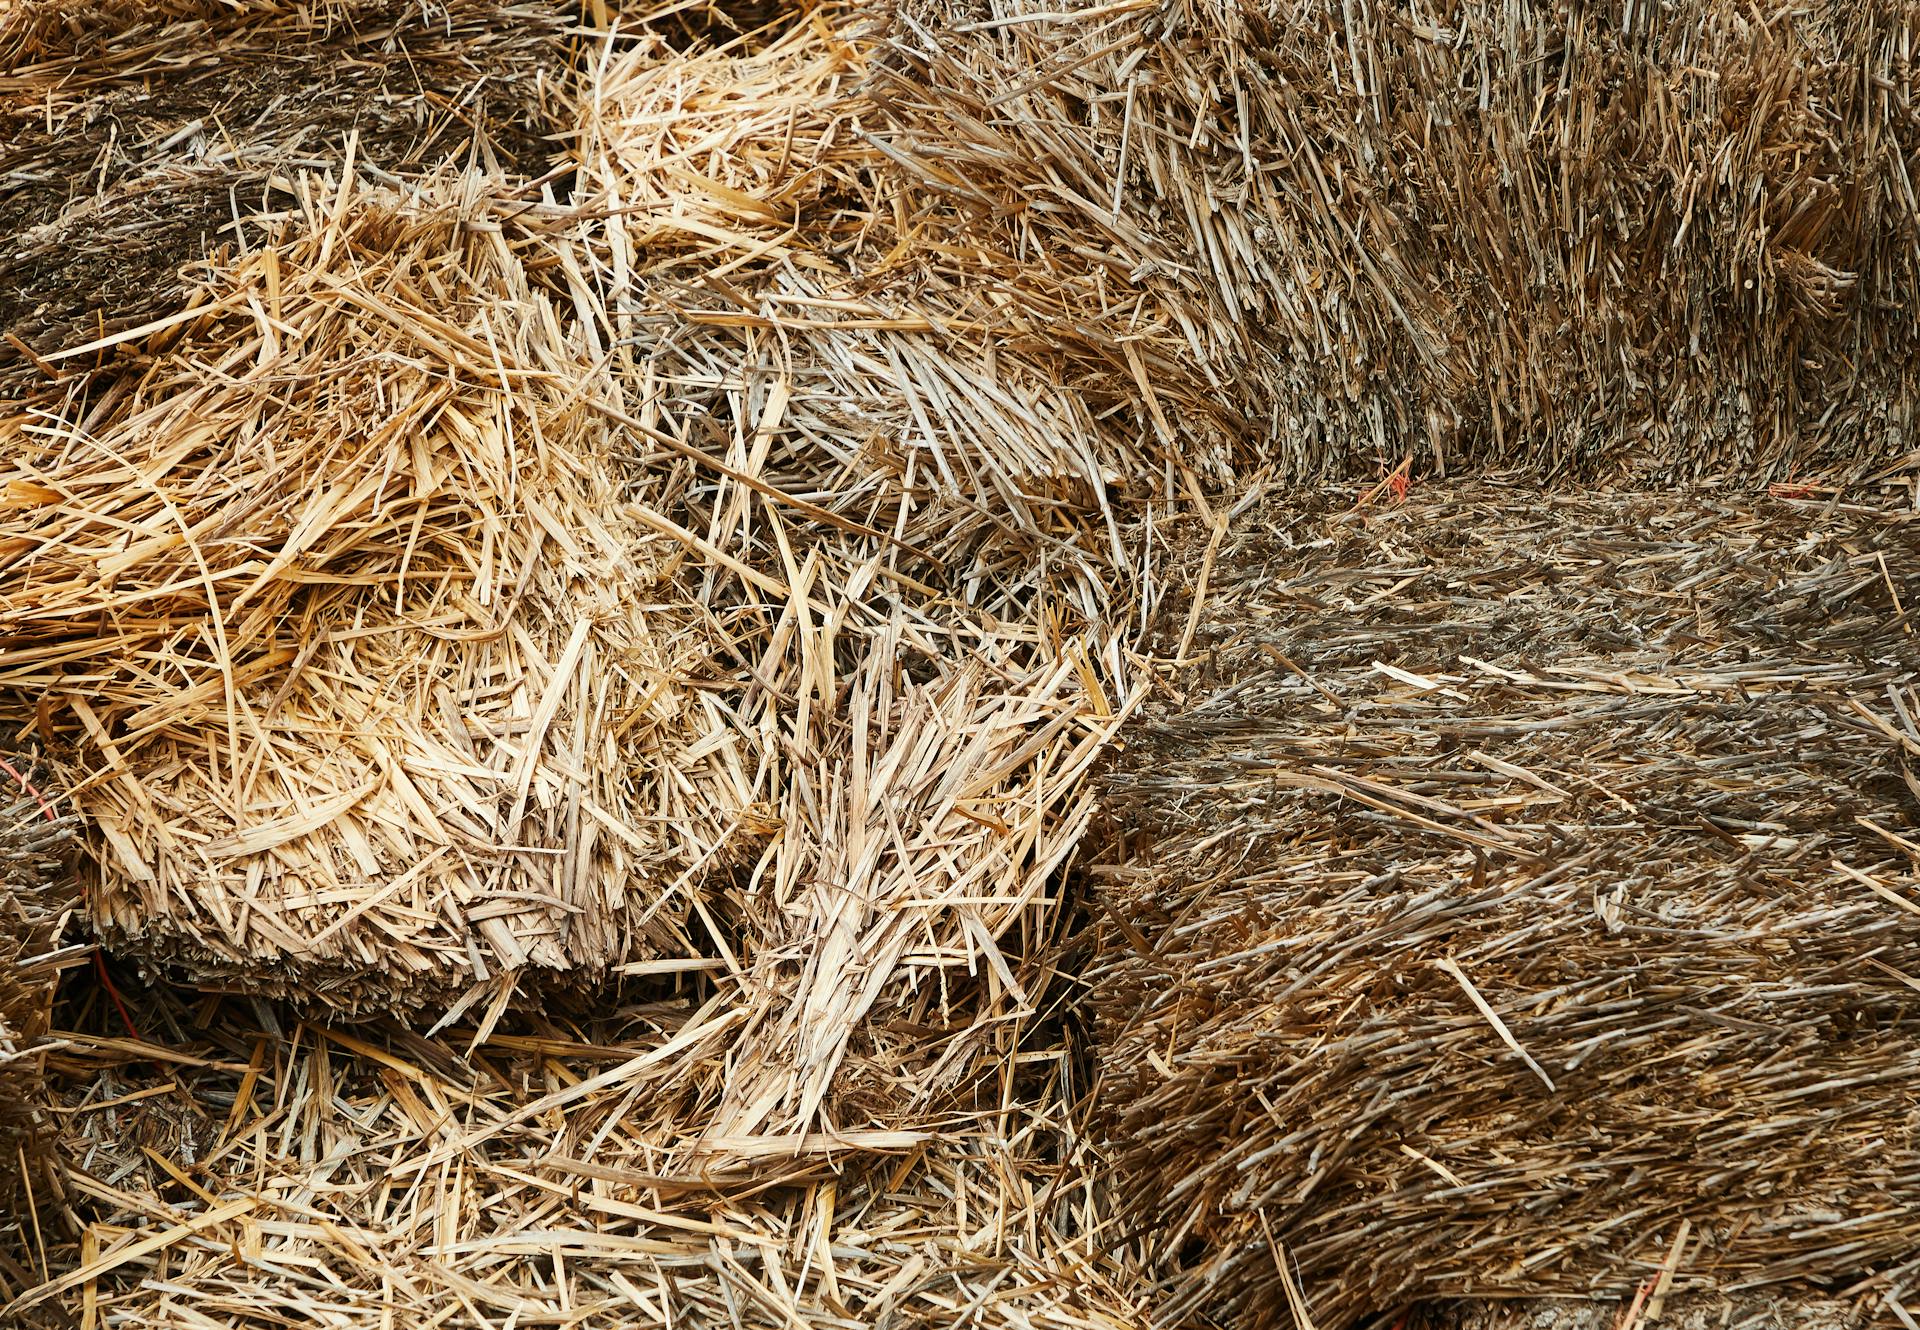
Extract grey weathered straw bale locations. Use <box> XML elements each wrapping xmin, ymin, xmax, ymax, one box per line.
<box><xmin>0</xmin><ymin>0</ymin><xmax>571</xmax><ymax>384</ymax></box>
<box><xmin>1091</xmin><ymin>481</ymin><xmax>1920</xmax><ymax>1329</ymax></box>
<box><xmin>884</xmin><ymin>0</ymin><xmax>1920</xmax><ymax>479</ymax></box>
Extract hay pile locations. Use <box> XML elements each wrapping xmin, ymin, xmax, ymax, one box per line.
<box><xmin>0</xmin><ymin>174</ymin><xmax>751</xmax><ymax>1011</ymax></box>
<box><xmin>1089</xmin><ymin>477</ymin><xmax>1920</xmax><ymax>1329</ymax></box>
<box><xmin>884</xmin><ymin>0</ymin><xmax>1920</xmax><ymax>478</ymax></box>
<box><xmin>0</xmin><ymin>0</ymin><xmax>1212</xmax><ymax>1105</ymax></box>
<box><xmin>6</xmin><ymin>0</ymin><xmax>1920</xmax><ymax>1325</ymax></box>
<box><xmin>0</xmin><ymin>0</ymin><xmax>569</xmax><ymax>382</ymax></box>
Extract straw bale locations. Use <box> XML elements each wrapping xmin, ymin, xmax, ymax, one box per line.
<box><xmin>0</xmin><ymin>967</ymin><xmax>1154</xmax><ymax>1329</ymax></box>
<box><xmin>563</xmin><ymin>6</ymin><xmax>1214</xmax><ymax>1161</ymax></box>
<box><xmin>0</xmin><ymin>761</ymin><xmax>74</xmax><ymax>1210</ymax></box>
<box><xmin>0</xmin><ymin>0</ymin><xmax>571</xmax><ymax>383</ymax></box>
<box><xmin>881</xmin><ymin>0</ymin><xmax>1920</xmax><ymax>479</ymax></box>
<box><xmin>1089</xmin><ymin>477</ymin><xmax>1920</xmax><ymax>1329</ymax></box>
<box><xmin>0</xmin><ymin>174</ymin><xmax>751</xmax><ymax>1012</ymax></box>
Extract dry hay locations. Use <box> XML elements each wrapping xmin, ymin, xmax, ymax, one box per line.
<box><xmin>0</xmin><ymin>172</ymin><xmax>751</xmax><ymax>1013</ymax></box>
<box><xmin>0</xmin><ymin>965</ymin><xmax>1153</xmax><ymax>1330</ymax></box>
<box><xmin>0</xmin><ymin>759</ymin><xmax>75</xmax><ymax>1212</ymax></box>
<box><xmin>560</xmin><ymin>4</ymin><xmax>1230</xmax><ymax>1166</ymax></box>
<box><xmin>0</xmin><ymin>0</ymin><xmax>571</xmax><ymax>382</ymax></box>
<box><xmin>882</xmin><ymin>0</ymin><xmax>1920</xmax><ymax>479</ymax></box>
<box><xmin>1088</xmin><ymin>474</ymin><xmax>1920</xmax><ymax>1329</ymax></box>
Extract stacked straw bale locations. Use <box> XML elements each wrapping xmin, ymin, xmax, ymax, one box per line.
<box><xmin>563</xmin><ymin>5</ymin><xmax>1233</xmax><ymax>1163</ymax></box>
<box><xmin>0</xmin><ymin>762</ymin><xmax>72</xmax><ymax>1209</ymax></box>
<box><xmin>0</xmin><ymin>175</ymin><xmax>752</xmax><ymax>1012</ymax></box>
<box><xmin>4</xmin><ymin>0</ymin><xmax>1920</xmax><ymax>1324</ymax></box>
<box><xmin>882</xmin><ymin>0</ymin><xmax>1920</xmax><ymax>478</ymax></box>
<box><xmin>0</xmin><ymin>0</ymin><xmax>569</xmax><ymax>382</ymax></box>
<box><xmin>1089</xmin><ymin>478</ymin><xmax>1920</xmax><ymax>1329</ymax></box>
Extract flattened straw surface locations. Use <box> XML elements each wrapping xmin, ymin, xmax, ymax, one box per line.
<box><xmin>0</xmin><ymin>175</ymin><xmax>750</xmax><ymax>1011</ymax></box>
<box><xmin>885</xmin><ymin>0</ymin><xmax>1920</xmax><ymax>479</ymax></box>
<box><xmin>0</xmin><ymin>0</ymin><xmax>571</xmax><ymax>383</ymax></box>
<box><xmin>1090</xmin><ymin>479</ymin><xmax>1920</xmax><ymax>1329</ymax></box>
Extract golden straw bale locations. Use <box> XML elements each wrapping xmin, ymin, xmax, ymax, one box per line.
<box><xmin>564</xmin><ymin>8</ymin><xmax>1211</xmax><ymax>1161</ymax></box>
<box><xmin>0</xmin><ymin>175</ymin><xmax>751</xmax><ymax>1012</ymax></box>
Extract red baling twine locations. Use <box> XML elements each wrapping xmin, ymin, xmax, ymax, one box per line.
<box><xmin>2</xmin><ymin>755</ymin><xmax>141</xmax><ymax>1038</ymax></box>
<box><xmin>0</xmin><ymin>754</ymin><xmax>55</xmax><ymax>824</ymax></box>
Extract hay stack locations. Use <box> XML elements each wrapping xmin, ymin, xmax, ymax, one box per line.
<box><xmin>0</xmin><ymin>762</ymin><xmax>73</xmax><ymax>1208</ymax></box>
<box><xmin>1090</xmin><ymin>478</ymin><xmax>1920</xmax><ymax>1329</ymax></box>
<box><xmin>0</xmin><ymin>175</ymin><xmax>751</xmax><ymax>1012</ymax></box>
<box><xmin>0</xmin><ymin>0</ymin><xmax>569</xmax><ymax>383</ymax></box>
<box><xmin>884</xmin><ymin>0</ymin><xmax>1920</xmax><ymax>478</ymax></box>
